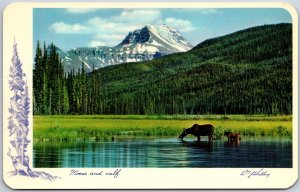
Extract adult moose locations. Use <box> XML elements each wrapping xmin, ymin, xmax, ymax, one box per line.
<box><xmin>179</xmin><ymin>124</ymin><xmax>214</xmax><ymax>141</ymax></box>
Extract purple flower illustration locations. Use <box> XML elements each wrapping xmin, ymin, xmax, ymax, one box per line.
<box><xmin>7</xmin><ymin>38</ymin><xmax>59</xmax><ymax>181</ymax></box>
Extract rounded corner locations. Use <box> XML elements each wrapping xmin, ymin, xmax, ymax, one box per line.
<box><xmin>3</xmin><ymin>2</ymin><xmax>19</xmax><ymax>16</ymax></box>
<box><xmin>283</xmin><ymin>174</ymin><xmax>299</xmax><ymax>190</ymax></box>
<box><xmin>2</xmin><ymin>174</ymin><xmax>17</xmax><ymax>190</ymax></box>
<box><xmin>279</xmin><ymin>2</ymin><xmax>299</xmax><ymax>22</ymax></box>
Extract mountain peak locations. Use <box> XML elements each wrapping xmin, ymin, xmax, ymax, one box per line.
<box><xmin>119</xmin><ymin>24</ymin><xmax>193</xmax><ymax>52</ymax></box>
<box><xmin>144</xmin><ymin>24</ymin><xmax>153</xmax><ymax>28</ymax></box>
<box><xmin>56</xmin><ymin>24</ymin><xmax>194</xmax><ymax>73</ymax></box>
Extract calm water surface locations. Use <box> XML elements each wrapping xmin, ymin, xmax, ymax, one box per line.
<box><xmin>33</xmin><ymin>137</ymin><xmax>292</xmax><ymax>168</ymax></box>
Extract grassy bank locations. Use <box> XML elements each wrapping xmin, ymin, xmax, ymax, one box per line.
<box><xmin>33</xmin><ymin>115</ymin><xmax>292</xmax><ymax>141</ymax></box>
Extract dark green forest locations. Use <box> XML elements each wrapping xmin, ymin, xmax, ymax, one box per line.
<box><xmin>33</xmin><ymin>23</ymin><xmax>292</xmax><ymax>115</ymax></box>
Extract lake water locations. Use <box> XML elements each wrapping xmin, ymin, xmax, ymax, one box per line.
<box><xmin>33</xmin><ymin>137</ymin><xmax>292</xmax><ymax>168</ymax></box>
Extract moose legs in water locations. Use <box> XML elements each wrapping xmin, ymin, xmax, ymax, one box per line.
<box><xmin>197</xmin><ymin>135</ymin><xmax>213</xmax><ymax>142</ymax></box>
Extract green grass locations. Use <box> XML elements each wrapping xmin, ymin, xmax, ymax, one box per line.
<box><xmin>33</xmin><ymin>115</ymin><xmax>292</xmax><ymax>141</ymax></box>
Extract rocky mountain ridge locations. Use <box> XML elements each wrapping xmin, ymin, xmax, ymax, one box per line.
<box><xmin>56</xmin><ymin>24</ymin><xmax>193</xmax><ymax>73</ymax></box>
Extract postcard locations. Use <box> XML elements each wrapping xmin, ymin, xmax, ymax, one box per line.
<box><xmin>2</xmin><ymin>2</ymin><xmax>298</xmax><ymax>189</ymax></box>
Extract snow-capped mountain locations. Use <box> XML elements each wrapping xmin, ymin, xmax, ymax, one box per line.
<box><xmin>59</xmin><ymin>24</ymin><xmax>193</xmax><ymax>73</ymax></box>
<box><xmin>119</xmin><ymin>24</ymin><xmax>193</xmax><ymax>53</ymax></box>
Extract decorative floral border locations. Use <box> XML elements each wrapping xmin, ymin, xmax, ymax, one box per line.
<box><xmin>7</xmin><ymin>38</ymin><xmax>59</xmax><ymax>181</ymax></box>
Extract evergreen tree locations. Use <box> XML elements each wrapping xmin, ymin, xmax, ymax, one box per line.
<box><xmin>33</xmin><ymin>42</ymin><xmax>68</xmax><ymax>115</ymax></box>
<box><xmin>33</xmin><ymin>40</ymin><xmax>43</xmax><ymax>114</ymax></box>
<box><xmin>8</xmin><ymin>40</ymin><xmax>31</xmax><ymax>175</ymax></box>
<box><xmin>80</xmin><ymin>62</ymin><xmax>87</xmax><ymax>114</ymax></box>
<box><xmin>42</xmin><ymin>42</ymin><xmax>50</xmax><ymax>114</ymax></box>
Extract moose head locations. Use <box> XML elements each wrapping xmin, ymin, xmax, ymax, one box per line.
<box><xmin>179</xmin><ymin>128</ymin><xmax>187</xmax><ymax>139</ymax></box>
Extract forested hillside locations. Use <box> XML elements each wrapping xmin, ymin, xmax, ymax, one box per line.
<box><xmin>33</xmin><ymin>23</ymin><xmax>292</xmax><ymax>115</ymax></box>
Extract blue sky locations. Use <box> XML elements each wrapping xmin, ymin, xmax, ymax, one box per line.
<box><xmin>33</xmin><ymin>8</ymin><xmax>292</xmax><ymax>51</ymax></box>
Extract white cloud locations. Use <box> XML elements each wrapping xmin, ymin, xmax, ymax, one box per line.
<box><xmin>112</xmin><ymin>10</ymin><xmax>161</xmax><ymax>24</ymax></box>
<box><xmin>50</xmin><ymin>9</ymin><xmax>196</xmax><ymax>47</ymax></box>
<box><xmin>50</xmin><ymin>22</ymin><xmax>90</xmax><ymax>34</ymax></box>
<box><xmin>88</xmin><ymin>40</ymin><xmax>106</xmax><ymax>47</ymax></box>
<box><xmin>87</xmin><ymin>17</ymin><xmax>141</xmax><ymax>46</ymax></box>
<box><xmin>65</xmin><ymin>8</ymin><xmax>97</xmax><ymax>14</ymax></box>
<box><xmin>163</xmin><ymin>17</ymin><xmax>196</xmax><ymax>32</ymax></box>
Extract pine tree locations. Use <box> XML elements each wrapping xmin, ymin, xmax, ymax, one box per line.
<box><xmin>42</xmin><ymin>42</ymin><xmax>50</xmax><ymax>114</ymax></box>
<box><xmin>91</xmin><ymin>65</ymin><xmax>96</xmax><ymax>113</ymax></box>
<box><xmin>62</xmin><ymin>73</ymin><xmax>69</xmax><ymax>114</ymax></box>
<box><xmin>81</xmin><ymin>62</ymin><xmax>87</xmax><ymax>114</ymax></box>
<box><xmin>8</xmin><ymin>39</ymin><xmax>31</xmax><ymax>175</ymax></box>
<box><xmin>33</xmin><ymin>40</ymin><xmax>43</xmax><ymax>114</ymax></box>
<box><xmin>48</xmin><ymin>43</ymin><xmax>61</xmax><ymax>114</ymax></box>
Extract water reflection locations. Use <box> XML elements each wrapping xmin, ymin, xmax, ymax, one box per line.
<box><xmin>33</xmin><ymin>138</ymin><xmax>292</xmax><ymax>168</ymax></box>
<box><xmin>224</xmin><ymin>140</ymin><xmax>240</xmax><ymax>147</ymax></box>
<box><xmin>180</xmin><ymin>140</ymin><xmax>214</xmax><ymax>152</ymax></box>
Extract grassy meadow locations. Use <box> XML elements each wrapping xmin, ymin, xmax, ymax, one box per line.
<box><xmin>33</xmin><ymin>115</ymin><xmax>292</xmax><ymax>142</ymax></box>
